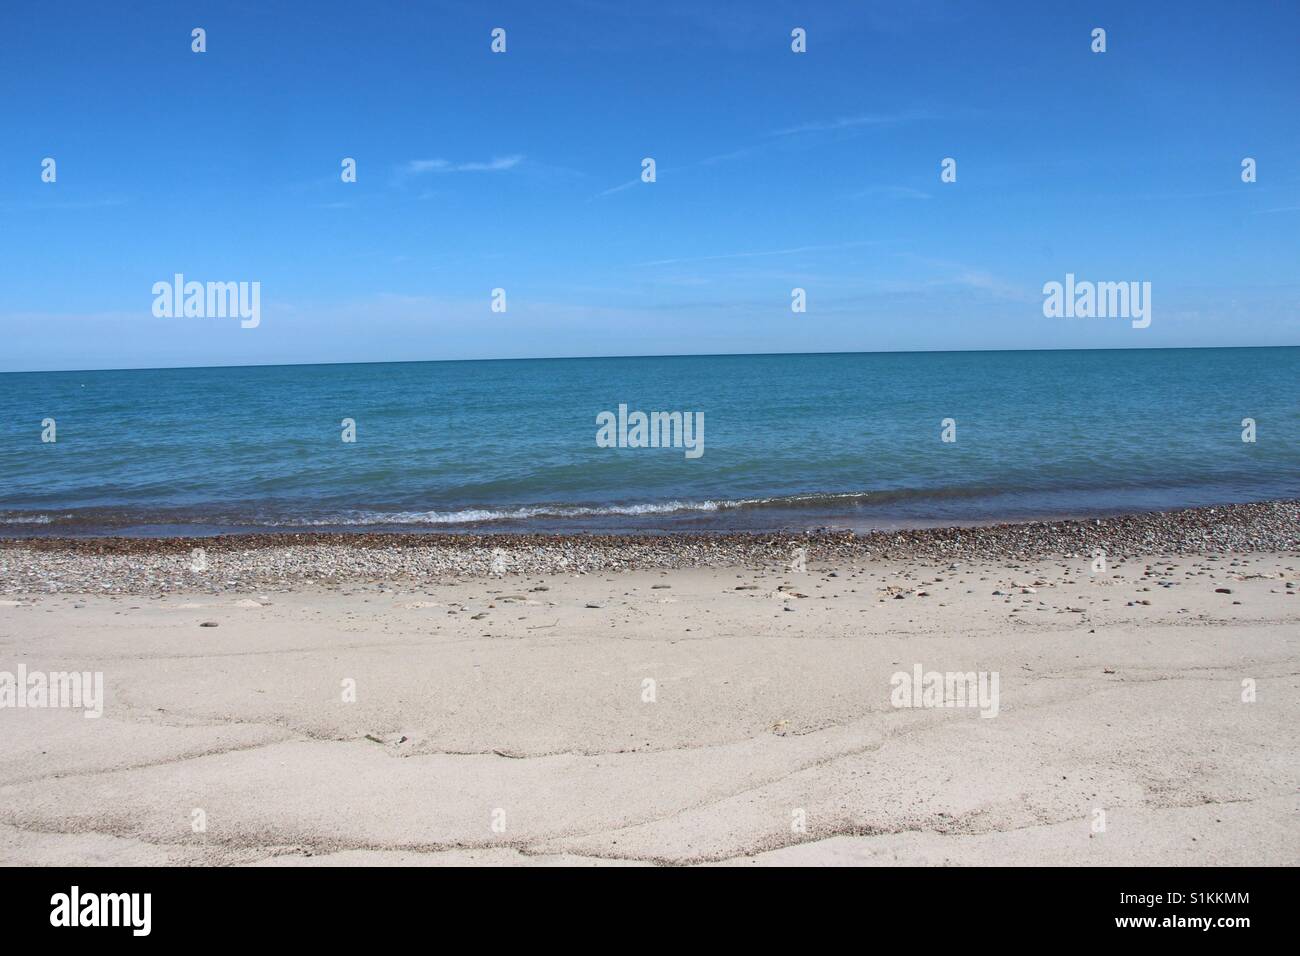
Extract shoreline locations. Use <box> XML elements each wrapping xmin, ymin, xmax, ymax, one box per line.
<box><xmin>1</xmin><ymin>499</ymin><xmax>1296</xmax><ymax>595</ymax></box>
<box><xmin>3</xmin><ymin>492</ymin><xmax>1297</xmax><ymax>541</ymax></box>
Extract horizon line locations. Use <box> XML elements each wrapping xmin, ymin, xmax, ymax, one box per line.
<box><xmin>1</xmin><ymin>343</ymin><xmax>1295</xmax><ymax>376</ymax></box>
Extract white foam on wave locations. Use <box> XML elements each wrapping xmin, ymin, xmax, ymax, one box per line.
<box><xmin>258</xmin><ymin>492</ymin><xmax>874</xmax><ymax>527</ymax></box>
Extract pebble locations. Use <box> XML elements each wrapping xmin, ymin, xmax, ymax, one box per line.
<box><xmin>1</xmin><ymin>500</ymin><xmax>1295</xmax><ymax>596</ymax></box>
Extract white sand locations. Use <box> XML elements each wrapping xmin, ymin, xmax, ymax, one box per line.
<box><xmin>1</xmin><ymin>551</ymin><xmax>1296</xmax><ymax>866</ymax></box>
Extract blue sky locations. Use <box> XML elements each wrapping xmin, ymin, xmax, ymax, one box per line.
<box><xmin>2</xmin><ymin>0</ymin><xmax>1298</xmax><ymax>371</ymax></box>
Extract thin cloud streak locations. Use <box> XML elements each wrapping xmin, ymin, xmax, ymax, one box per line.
<box><xmin>849</xmin><ymin>185</ymin><xmax>933</xmax><ymax>201</ymax></box>
<box><xmin>636</xmin><ymin>241</ymin><xmax>886</xmax><ymax>267</ymax></box>
<box><xmin>593</xmin><ymin>111</ymin><xmax>931</xmax><ymax>199</ymax></box>
<box><xmin>0</xmin><ymin>197</ymin><xmax>129</xmax><ymax>210</ymax></box>
<box><xmin>402</xmin><ymin>155</ymin><xmax>525</xmax><ymax>175</ymax></box>
<box><xmin>595</xmin><ymin>178</ymin><xmax>640</xmax><ymax>197</ymax></box>
<box><xmin>770</xmin><ymin>110</ymin><xmax>933</xmax><ymax>137</ymax></box>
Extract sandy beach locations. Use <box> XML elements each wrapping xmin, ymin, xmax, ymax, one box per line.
<box><xmin>1</xmin><ymin>502</ymin><xmax>1297</xmax><ymax>866</ymax></box>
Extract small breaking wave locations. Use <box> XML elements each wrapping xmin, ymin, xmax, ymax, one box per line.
<box><xmin>0</xmin><ymin>514</ymin><xmax>56</xmax><ymax>525</ymax></box>
<box><xmin>0</xmin><ymin>490</ymin><xmax>1024</xmax><ymax>532</ymax></box>
<box><xmin>259</xmin><ymin>492</ymin><xmax>879</xmax><ymax>526</ymax></box>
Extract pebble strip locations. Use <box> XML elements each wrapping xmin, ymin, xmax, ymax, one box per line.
<box><xmin>1</xmin><ymin>500</ymin><xmax>1296</xmax><ymax>595</ymax></box>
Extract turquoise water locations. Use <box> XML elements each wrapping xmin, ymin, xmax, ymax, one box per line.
<box><xmin>0</xmin><ymin>348</ymin><xmax>1296</xmax><ymax>536</ymax></box>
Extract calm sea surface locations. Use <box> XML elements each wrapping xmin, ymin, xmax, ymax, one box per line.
<box><xmin>1</xmin><ymin>348</ymin><xmax>1296</xmax><ymax>536</ymax></box>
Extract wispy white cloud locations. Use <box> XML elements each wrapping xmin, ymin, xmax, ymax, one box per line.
<box><xmin>696</xmin><ymin>146</ymin><xmax>758</xmax><ymax>166</ymax></box>
<box><xmin>636</xmin><ymin>241</ymin><xmax>885</xmax><ymax>267</ymax></box>
<box><xmin>593</xmin><ymin>111</ymin><xmax>932</xmax><ymax>199</ymax></box>
<box><xmin>596</xmin><ymin>178</ymin><xmax>641</xmax><ymax>197</ymax></box>
<box><xmin>904</xmin><ymin>255</ymin><xmax>1035</xmax><ymax>302</ymax></box>
<box><xmin>0</xmin><ymin>197</ymin><xmax>128</xmax><ymax>210</ymax></box>
<box><xmin>591</xmin><ymin>144</ymin><xmax>767</xmax><ymax>199</ymax></box>
<box><xmin>401</xmin><ymin>155</ymin><xmax>525</xmax><ymax>176</ymax></box>
<box><xmin>849</xmin><ymin>185</ymin><xmax>932</xmax><ymax>201</ymax></box>
<box><xmin>770</xmin><ymin>110</ymin><xmax>932</xmax><ymax>137</ymax></box>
